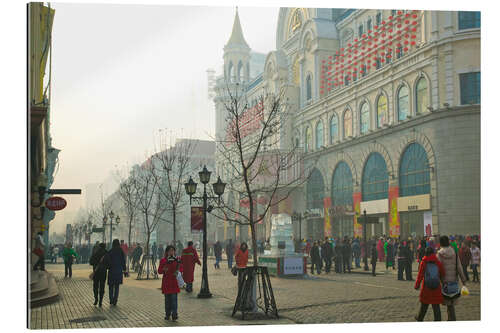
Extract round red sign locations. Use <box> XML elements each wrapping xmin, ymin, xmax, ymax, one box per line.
<box><xmin>45</xmin><ymin>196</ymin><xmax>67</xmax><ymax>211</ymax></box>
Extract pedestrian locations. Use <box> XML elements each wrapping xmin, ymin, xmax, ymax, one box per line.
<box><xmin>310</xmin><ymin>241</ymin><xmax>321</xmax><ymax>275</ymax></box>
<box><xmin>214</xmin><ymin>241</ymin><xmax>222</xmax><ymax>269</ymax></box>
<box><xmin>370</xmin><ymin>243</ymin><xmax>377</xmax><ymax>276</ymax></box>
<box><xmin>352</xmin><ymin>238</ymin><xmax>361</xmax><ymax>268</ymax></box>
<box><xmin>52</xmin><ymin>245</ymin><xmax>59</xmax><ymax>264</ymax></box>
<box><xmin>152</xmin><ymin>242</ymin><xmax>158</xmax><ymax>262</ymax></box>
<box><xmin>181</xmin><ymin>241</ymin><xmax>201</xmax><ymax>293</ymax></box>
<box><xmin>235</xmin><ymin>242</ymin><xmax>249</xmax><ymax>295</ymax></box>
<box><xmin>62</xmin><ymin>242</ymin><xmax>77</xmax><ymax>278</ymax></box>
<box><xmin>437</xmin><ymin>235</ymin><xmax>467</xmax><ymax>321</ymax></box>
<box><xmin>89</xmin><ymin>243</ymin><xmax>107</xmax><ymax>307</ymax></box>
<box><xmin>226</xmin><ymin>239</ymin><xmax>234</xmax><ymax>268</ymax></box>
<box><xmin>120</xmin><ymin>240</ymin><xmax>129</xmax><ymax>268</ymax></box>
<box><xmin>450</xmin><ymin>236</ymin><xmax>458</xmax><ymax>253</ymax></box>
<box><xmin>334</xmin><ymin>239</ymin><xmax>343</xmax><ymax>273</ymax></box>
<box><xmin>321</xmin><ymin>238</ymin><xmax>332</xmax><ymax>273</ymax></box>
<box><xmin>397</xmin><ymin>241</ymin><xmax>412</xmax><ymax>281</ymax></box>
<box><xmin>103</xmin><ymin>239</ymin><xmax>126</xmax><ymax>306</ymax></box>
<box><xmin>458</xmin><ymin>241</ymin><xmax>471</xmax><ymax>282</ymax></box>
<box><xmin>385</xmin><ymin>238</ymin><xmax>395</xmax><ymax>270</ymax></box>
<box><xmin>414</xmin><ymin>247</ymin><xmax>445</xmax><ymax>321</ymax></box>
<box><xmin>377</xmin><ymin>237</ymin><xmax>385</xmax><ymax>262</ymax></box>
<box><xmin>132</xmin><ymin>243</ymin><xmax>143</xmax><ymax>272</ymax></box>
<box><xmin>92</xmin><ymin>241</ymin><xmax>100</xmax><ymax>257</ymax></box>
<box><xmin>470</xmin><ymin>241</ymin><xmax>480</xmax><ymax>282</ymax></box>
<box><xmin>33</xmin><ymin>232</ymin><xmax>46</xmax><ymax>271</ymax></box>
<box><xmin>158</xmin><ymin>245</ymin><xmax>180</xmax><ymax>321</ymax></box>
<box><xmin>417</xmin><ymin>239</ymin><xmax>426</xmax><ymax>263</ymax></box>
<box><xmin>342</xmin><ymin>237</ymin><xmax>352</xmax><ymax>273</ymax></box>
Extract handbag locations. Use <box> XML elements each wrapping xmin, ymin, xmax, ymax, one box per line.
<box><xmin>442</xmin><ymin>250</ymin><xmax>461</xmax><ymax>299</ymax></box>
<box><xmin>176</xmin><ymin>271</ymin><xmax>185</xmax><ymax>288</ymax></box>
<box><xmin>231</xmin><ymin>266</ymin><xmax>238</xmax><ymax>276</ymax></box>
<box><xmin>89</xmin><ymin>271</ymin><xmax>95</xmax><ymax>280</ymax></box>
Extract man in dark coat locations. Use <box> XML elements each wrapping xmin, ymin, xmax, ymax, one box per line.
<box><xmin>132</xmin><ymin>244</ymin><xmax>143</xmax><ymax>272</ymax></box>
<box><xmin>214</xmin><ymin>241</ymin><xmax>222</xmax><ymax>269</ymax></box>
<box><xmin>89</xmin><ymin>243</ymin><xmax>107</xmax><ymax>307</ymax></box>
<box><xmin>334</xmin><ymin>239</ymin><xmax>344</xmax><ymax>273</ymax></box>
<box><xmin>397</xmin><ymin>241</ymin><xmax>412</xmax><ymax>280</ymax></box>
<box><xmin>342</xmin><ymin>237</ymin><xmax>352</xmax><ymax>273</ymax></box>
<box><xmin>226</xmin><ymin>239</ymin><xmax>234</xmax><ymax>268</ymax></box>
<box><xmin>352</xmin><ymin>238</ymin><xmax>361</xmax><ymax>268</ymax></box>
<box><xmin>104</xmin><ymin>239</ymin><xmax>126</xmax><ymax>306</ymax></box>
<box><xmin>321</xmin><ymin>239</ymin><xmax>333</xmax><ymax>273</ymax></box>
<box><xmin>370</xmin><ymin>243</ymin><xmax>378</xmax><ymax>276</ymax></box>
<box><xmin>310</xmin><ymin>241</ymin><xmax>321</xmax><ymax>275</ymax></box>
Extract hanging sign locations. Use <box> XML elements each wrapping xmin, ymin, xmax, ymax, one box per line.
<box><xmin>191</xmin><ymin>207</ymin><xmax>204</xmax><ymax>231</ymax></box>
<box><xmin>45</xmin><ymin>196</ymin><xmax>67</xmax><ymax>211</ymax></box>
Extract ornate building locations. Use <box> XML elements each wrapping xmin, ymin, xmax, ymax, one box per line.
<box><xmin>214</xmin><ymin>8</ymin><xmax>480</xmax><ymax>242</ymax></box>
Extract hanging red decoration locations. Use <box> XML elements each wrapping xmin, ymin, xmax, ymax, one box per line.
<box><xmin>411</xmin><ymin>41</ymin><xmax>416</xmax><ymax>46</ymax></box>
<box><xmin>412</xmin><ymin>14</ymin><xmax>418</xmax><ymax>19</ymax></box>
<box><xmin>404</xmin><ymin>47</ymin><xmax>409</xmax><ymax>52</ymax></box>
<box><xmin>397</xmin><ymin>10</ymin><xmax>402</xmax><ymax>15</ymax></box>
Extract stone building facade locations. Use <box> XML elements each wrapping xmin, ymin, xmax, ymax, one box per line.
<box><xmin>214</xmin><ymin>8</ymin><xmax>480</xmax><ymax>242</ymax></box>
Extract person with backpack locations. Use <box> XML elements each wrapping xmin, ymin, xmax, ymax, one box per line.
<box><xmin>437</xmin><ymin>235</ymin><xmax>467</xmax><ymax>321</ymax></box>
<box><xmin>158</xmin><ymin>245</ymin><xmax>181</xmax><ymax>321</ymax></box>
<box><xmin>414</xmin><ymin>247</ymin><xmax>445</xmax><ymax>321</ymax></box>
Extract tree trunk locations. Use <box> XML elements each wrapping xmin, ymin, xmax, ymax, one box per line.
<box><xmin>127</xmin><ymin>215</ymin><xmax>132</xmax><ymax>271</ymax></box>
<box><xmin>249</xmin><ymin>204</ymin><xmax>258</xmax><ymax>267</ymax></box>
<box><xmin>173</xmin><ymin>208</ymin><xmax>176</xmax><ymax>243</ymax></box>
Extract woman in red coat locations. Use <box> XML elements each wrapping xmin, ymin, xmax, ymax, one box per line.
<box><xmin>414</xmin><ymin>247</ymin><xmax>445</xmax><ymax>321</ymax></box>
<box><xmin>158</xmin><ymin>245</ymin><xmax>180</xmax><ymax>321</ymax></box>
<box><xmin>235</xmin><ymin>242</ymin><xmax>249</xmax><ymax>268</ymax></box>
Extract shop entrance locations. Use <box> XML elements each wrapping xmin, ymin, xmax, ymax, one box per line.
<box><xmin>400</xmin><ymin>211</ymin><xmax>424</xmax><ymax>239</ymax></box>
<box><xmin>364</xmin><ymin>214</ymin><xmax>388</xmax><ymax>239</ymax></box>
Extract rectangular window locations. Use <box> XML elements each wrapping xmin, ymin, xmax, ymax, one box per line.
<box><xmin>391</xmin><ymin>10</ymin><xmax>397</xmax><ymax>16</ymax></box>
<box><xmin>458</xmin><ymin>11</ymin><xmax>480</xmax><ymax>30</ymax></box>
<box><xmin>358</xmin><ymin>24</ymin><xmax>363</xmax><ymax>37</ymax></box>
<box><xmin>376</xmin><ymin>12</ymin><xmax>382</xmax><ymax>25</ymax></box>
<box><xmin>375</xmin><ymin>58</ymin><xmax>381</xmax><ymax>70</ymax></box>
<box><xmin>459</xmin><ymin>72</ymin><xmax>480</xmax><ymax>105</ymax></box>
<box><xmin>367</xmin><ymin>19</ymin><xmax>372</xmax><ymax>32</ymax></box>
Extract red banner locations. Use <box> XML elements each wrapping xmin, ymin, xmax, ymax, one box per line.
<box><xmin>191</xmin><ymin>207</ymin><xmax>204</xmax><ymax>231</ymax></box>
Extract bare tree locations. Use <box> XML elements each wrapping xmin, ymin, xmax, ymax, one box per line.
<box><xmin>115</xmin><ymin>166</ymin><xmax>140</xmax><ymax>271</ymax></box>
<box><xmin>212</xmin><ymin>84</ymin><xmax>317</xmax><ymax>266</ymax></box>
<box><xmin>132</xmin><ymin>158</ymin><xmax>170</xmax><ymax>279</ymax></box>
<box><xmin>152</xmin><ymin>136</ymin><xmax>196</xmax><ymax>244</ymax></box>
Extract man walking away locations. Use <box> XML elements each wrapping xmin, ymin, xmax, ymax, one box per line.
<box><xmin>458</xmin><ymin>241</ymin><xmax>471</xmax><ymax>282</ymax></box>
<box><xmin>352</xmin><ymin>238</ymin><xmax>361</xmax><ymax>268</ymax></box>
<box><xmin>89</xmin><ymin>243</ymin><xmax>107</xmax><ymax>307</ymax></box>
<box><xmin>181</xmin><ymin>241</ymin><xmax>201</xmax><ymax>293</ymax></box>
<box><xmin>310</xmin><ymin>241</ymin><xmax>321</xmax><ymax>275</ymax></box>
<box><xmin>370</xmin><ymin>243</ymin><xmax>378</xmax><ymax>276</ymax></box>
<box><xmin>321</xmin><ymin>239</ymin><xmax>331</xmax><ymax>273</ymax></box>
<box><xmin>342</xmin><ymin>237</ymin><xmax>352</xmax><ymax>273</ymax></box>
<box><xmin>334</xmin><ymin>239</ymin><xmax>343</xmax><ymax>273</ymax></box>
<box><xmin>62</xmin><ymin>242</ymin><xmax>77</xmax><ymax>278</ymax></box>
<box><xmin>214</xmin><ymin>241</ymin><xmax>222</xmax><ymax>269</ymax></box>
<box><xmin>414</xmin><ymin>247</ymin><xmax>444</xmax><ymax>321</ymax></box>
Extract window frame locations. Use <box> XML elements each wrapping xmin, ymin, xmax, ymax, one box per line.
<box><xmin>397</xmin><ymin>85</ymin><xmax>409</xmax><ymax>121</ymax></box>
<box><xmin>459</xmin><ymin>72</ymin><xmax>480</xmax><ymax>105</ymax></box>
<box><xmin>359</xmin><ymin>102</ymin><xmax>370</xmax><ymax>135</ymax></box>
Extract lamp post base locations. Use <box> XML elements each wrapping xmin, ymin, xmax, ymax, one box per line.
<box><xmin>197</xmin><ymin>290</ymin><xmax>212</xmax><ymax>299</ymax></box>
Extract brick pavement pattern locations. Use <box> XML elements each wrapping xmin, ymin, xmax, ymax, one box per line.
<box><xmin>29</xmin><ymin>260</ymin><xmax>480</xmax><ymax>328</ymax></box>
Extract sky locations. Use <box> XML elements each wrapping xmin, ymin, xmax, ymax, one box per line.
<box><xmin>48</xmin><ymin>2</ymin><xmax>279</xmax><ymax>233</ymax></box>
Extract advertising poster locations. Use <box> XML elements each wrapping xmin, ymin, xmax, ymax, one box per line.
<box><xmin>424</xmin><ymin>211</ymin><xmax>433</xmax><ymax>236</ymax></box>
<box><xmin>191</xmin><ymin>207</ymin><xmax>203</xmax><ymax>231</ymax></box>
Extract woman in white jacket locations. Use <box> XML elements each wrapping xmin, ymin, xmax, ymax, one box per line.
<box><xmin>470</xmin><ymin>242</ymin><xmax>480</xmax><ymax>282</ymax></box>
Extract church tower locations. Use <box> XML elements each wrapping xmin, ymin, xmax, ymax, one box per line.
<box><xmin>223</xmin><ymin>8</ymin><xmax>251</xmax><ymax>83</ymax></box>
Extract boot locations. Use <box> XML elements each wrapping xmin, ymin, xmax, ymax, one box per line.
<box><xmin>93</xmin><ymin>290</ymin><xmax>99</xmax><ymax>305</ymax></box>
<box><xmin>98</xmin><ymin>296</ymin><xmax>103</xmax><ymax>308</ymax></box>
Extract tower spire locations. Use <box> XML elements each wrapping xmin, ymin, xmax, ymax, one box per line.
<box><xmin>226</xmin><ymin>7</ymin><xmax>249</xmax><ymax>49</ymax></box>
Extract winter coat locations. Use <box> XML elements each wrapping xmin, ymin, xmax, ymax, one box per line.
<box><xmin>370</xmin><ymin>247</ymin><xmax>378</xmax><ymax>265</ymax></box>
<box><xmin>352</xmin><ymin>241</ymin><xmax>361</xmax><ymax>258</ymax></box>
<box><xmin>470</xmin><ymin>247</ymin><xmax>480</xmax><ymax>265</ymax></box>
<box><xmin>414</xmin><ymin>254</ymin><xmax>445</xmax><ymax>304</ymax></box>
<box><xmin>235</xmin><ymin>248</ymin><xmax>249</xmax><ymax>268</ymax></box>
<box><xmin>342</xmin><ymin>242</ymin><xmax>352</xmax><ymax>259</ymax></box>
<box><xmin>214</xmin><ymin>242</ymin><xmax>223</xmax><ymax>258</ymax></box>
<box><xmin>437</xmin><ymin>246</ymin><xmax>466</xmax><ymax>305</ymax></box>
<box><xmin>310</xmin><ymin>245</ymin><xmax>321</xmax><ymax>262</ymax></box>
<box><xmin>181</xmin><ymin>246</ymin><xmax>201</xmax><ymax>283</ymax></box>
<box><xmin>385</xmin><ymin>242</ymin><xmax>395</xmax><ymax>265</ymax></box>
<box><xmin>158</xmin><ymin>257</ymin><xmax>180</xmax><ymax>294</ymax></box>
<box><xmin>62</xmin><ymin>247</ymin><xmax>77</xmax><ymax>264</ymax></box>
<box><xmin>105</xmin><ymin>247</ymin><xmax>126</xmax><ymax>285</ymax></box>
<box><xmin>377</xmin><ymin>239</ymin><xmax>385</xmax><ymax>261</ymax></box>
<box><xmin>321</xmin><ymin>243</ymin><xmax>332</xmax><ymax>259</ymax></box>
<box><xmin>458</xmin><ymin>245</ymin><xmax>472</xmax><ymax>266</ymax></box>
<box><xmin>89</xmin><ymin>247</ymin><xmax>108</xmax><ymax>281</ymax></box>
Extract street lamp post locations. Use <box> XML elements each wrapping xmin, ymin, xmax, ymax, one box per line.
<box><xmin>363</xmin><ymin>210</ymin><xmax>369</xmax><ymax>271</ymax></box>
<box><xmin>184</xmin><ymin>165</ymin><xmax>226</xmax><ymax>299</ymax></box>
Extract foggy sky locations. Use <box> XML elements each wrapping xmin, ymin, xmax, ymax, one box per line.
<box><xmin>48</xmin><ymin>3</ymin><xmax>278</xmax><ymax>234</ymax></box>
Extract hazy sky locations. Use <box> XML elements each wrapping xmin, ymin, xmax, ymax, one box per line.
<box><xmin>49</xmin><ymin>3</ymin><xmax>278</xmax><ymax>233</ymax></box>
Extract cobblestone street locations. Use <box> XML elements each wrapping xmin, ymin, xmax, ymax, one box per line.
<box><xmin>29</xmin><ymin>259</ymin><xmax>480</xmax><ymax>329</ymax></box>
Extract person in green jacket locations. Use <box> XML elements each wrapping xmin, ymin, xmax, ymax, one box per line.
<box><xmin>450</xmin><ymin>236</ymin><xmax>458</xmax><ymax>253</ymax></box>
<box><xmin>63</xmin><ymin>242</ymin><xmax>78</xmax><ymax>278</ymax></box>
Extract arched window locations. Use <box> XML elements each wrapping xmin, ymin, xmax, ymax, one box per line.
<box><xmin>330</xmin><ymin>114</ymin><xmax>338</xmax><ymax>144</ymax></box>
<box><xmin>399</xmin><ymin>143</ymin><xmax>431</xmax><ymax>197</ymax></box>
<box><xmin>237</xmin><ymin>61</ymin><xmax>243</xmax><ymax>82</ymax></box>
<box><xmin>398</xmin><ymin>85</ymin><xmax>409</xmax><ymax>121</ymax></box>
<box><xmin>360</xmin><ymin>102</ymin><xmax>370</xmax><ymax>134</ymax></box>
<box><xmin>331</xmin><ymin>162</ymin><xmax>354</xmax><ymax>237</ymax></box>
<box><xmin>315</xmin><ymin>121</ymin><xmax>324</xmax><ymax>149</ymax></box>
<box><xmin>415</xmin><ymin>77</ymin><xmax>428</xmax><ymax>115</ymax></box>
<box><xmin>343</xmin><ymin>109</ymin><xmax>352</xmax><ymax>138</ymax></box>
<box><xmin>227</xmin><ymin>62</ymin><xmax>233</xmax><ymax>81</ymax></box>
<box><xmin>307</xmin><ymin>168</ymin><xmax>325</xmax><ymax>209</ymax></box>
<box><xmin>362</xmin><ymin>152</ymin><xmax>389</xmax><ymax>201</ymax></box>
<box><xmin>377</xmin><ymin>94</ymin><xmax>388</xmax><ymax>128</ymax></box>
<box><xmin>304</xmin><ymin>126</ymin><xmax>312</xmax><ymax>152</ymax></box>
<box><xmin>306</xmin><ymin>75</ymin><xmax>312</xmax><ymax>101</ymax></box>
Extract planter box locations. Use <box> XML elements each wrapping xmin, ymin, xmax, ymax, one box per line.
<box><xmin>258</xmin><ymin>255</ymin><xmax>307</xmax><ymax>277</ymax></box>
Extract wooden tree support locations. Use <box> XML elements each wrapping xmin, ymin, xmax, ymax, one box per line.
<box><xmin>136</xmin><ymin>255</ymin><xmax>159</xmax><ymax>280</ymax></box>
<box><xmin>232</xmin><ymin>266</ymin><xmax>278</xmax><ymax>320</ymax></box>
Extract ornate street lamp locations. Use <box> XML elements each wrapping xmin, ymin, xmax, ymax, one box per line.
<box><xmin>185</xmin><ymin>166</ymin><xmax>226</xmax><ymax>299</ymax></box>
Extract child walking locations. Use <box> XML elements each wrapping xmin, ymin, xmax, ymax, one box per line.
<box><xmin>158</xmin><ymin>245</ymin><xmax>180</xmax><ymax>321</ymax></box>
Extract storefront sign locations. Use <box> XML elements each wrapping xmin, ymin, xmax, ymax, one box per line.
<box><xmin>283</xmin><ymin>257</ymin><xmax>304</xmax><ymax>275</ymax></box>
<box><xmin>397</xmin><ymin>194</ymin><xmax>431</xmax><ymax>212</ymax></box>
<box><xmin>360</xmin><ymin>199</ymin><xmax>389</xmax><ymax>215</ymax></box>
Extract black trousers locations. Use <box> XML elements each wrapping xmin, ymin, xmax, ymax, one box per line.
<box><xmin>64</xmin><ymin>262</ymin><xmax>72</xmax><ymax>277</ymax></box>
<box><xmin>371</xmin><ymin>261</ymin><xmax>376</xmax><ymax>276</ymax></box>
<box><xmin>109</xmin><ymin>283</ymin><xmax>120</xmax><ymax>304</ymax></box>
<box><xmin>93</xmin><ymin>278</ymin><xmax>106</xmax><ymax>301</ymax></box>
<box><xmin>311</xmin><ymin>260</ymin><xmax>321</xmax><ymax>274</ymax></box>
<box><xmin>462</xmin><ymin>263</ymin><xmax>470</xmax><ymax>281</ymax></box>
<box><xmin>322</xmin><ymin>257</ymin><xmax>331</xmax><ymax>272</ymax></box>
<box><xmin>342</xmin><ymin>256</ymin><xmax>351</xmax><ymax>272</ymax></box>
<box><xmin>416</xmin><ymin>303</ymin><xmax>441</xmax><ymax>321</ymax></box>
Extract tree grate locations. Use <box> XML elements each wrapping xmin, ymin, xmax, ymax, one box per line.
<box><xmin>69</xmin><ymin>316</ymin><xmax>107</xmax><ymax>324</ymax></box>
